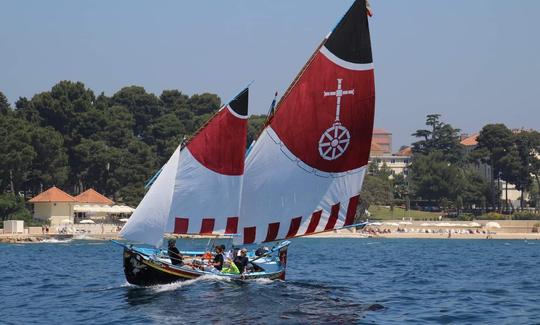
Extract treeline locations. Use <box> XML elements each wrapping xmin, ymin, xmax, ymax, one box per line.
<box><xmin>0</xmin><ymin>81</ymin><xmax>267</xmax><ymax>213</ymax></box>
<box><xmin>361</xmin><ymin>114</ymin><xmax>540</xmax><ymax>217</ymax></box>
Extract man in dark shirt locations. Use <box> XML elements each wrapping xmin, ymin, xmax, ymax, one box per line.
<box><xmin>234</xmin><ymin>248</ymin><xmax>249</xmax><ymax>274</ymax></box>
<box><xmin>167</xmin><ymin>240</ymin><xmax>183</xmax><ymax>266</ymax></box>
<box><xmin>210</xmin><ymin>245</ymin><xmax>224</xmax><ymax>271</ymax></box>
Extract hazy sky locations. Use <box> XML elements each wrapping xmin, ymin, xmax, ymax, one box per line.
<box><xmin>1</xmin><ymin>0</ymin><xmax>539</xmax><ymax>150</ymax></box>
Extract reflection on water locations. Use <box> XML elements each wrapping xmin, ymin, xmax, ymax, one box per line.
<box><xmin>1</xmin><ymin>238</ymin><xmax>539</xmax><ymax>324</ymax></box>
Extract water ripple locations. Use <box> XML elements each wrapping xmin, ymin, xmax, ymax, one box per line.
<box><xmin>1</xmin><ymin>238</ymin><xmax>539</xmax><ymax>324</ymax></box>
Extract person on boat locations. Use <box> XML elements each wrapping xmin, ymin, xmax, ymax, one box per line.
<box><xmin>234</xmin><ymin>248</ymin><xmax>249</xmax><ymax>274</ymax></box>
<box><xmin>167</xmin><ymin>239</ymin><xmax>183</xmax><ymax>266</ymax></box>
<box><xmin>209</xmin><ymin>245</ymin><xmax>224</xmax><ymax>271</ymax></box>
<box><xmin>255</xmin><ymin>246</ymin><xmax>269</xmax><ymax>257</ymax></box>
<box><xmin>221</xmin><ymin>258</ymin><xmax>240</xmax><ymax>274</ymax></box>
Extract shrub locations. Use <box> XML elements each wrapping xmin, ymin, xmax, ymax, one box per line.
<box><xmin>478</xmin><ymin>212</ymin><xmax>507</xmax><ymax>220</ymax></box>
<box><xmin>457</xmin><ymin>213</ymin><xmax>474</xmax><ymax>221</ymax></box>
<box><xmin>512</xmin><ymin>212</ymin><xmax>540</xmax><ymax>220</ymax></box>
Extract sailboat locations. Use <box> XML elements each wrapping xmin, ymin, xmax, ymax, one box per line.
<box><xmin>118</xmin><ymin>0</ymin><xmax>374</xmax><ymax>286</ymax></box>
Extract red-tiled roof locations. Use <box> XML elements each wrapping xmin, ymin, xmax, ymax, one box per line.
<box><xmin>370</xmin><ymin>142</ymin><xmax>385</xmax><ymax>155</ymax></box>
<box><xmin>75</xmin><ymin>188</ymin><xmax>114</xmax><ymax>205</ymax></box>
<box><xmin>29</xmin><ymin>186</ymin><xmax>77</xmax><ymax>203</ymax></box>
<box><xmin>396</xmin><ymin>146</ymin><xmax>413</xmax><ymax>156</ymax></box>
<box><xmin>460</xmin><ymin>133</ymin><xmax>479</xmax><ymax>146</ymax></box>
<box><xmin>373</xmin><ymin>128</ymin><xmax>390</xmax><ymax>135</ymax></box>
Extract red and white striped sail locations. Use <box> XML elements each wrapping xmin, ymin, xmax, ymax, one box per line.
<box><xmin>121</xmin><ymin>89</ymin><xmax>249</xmax><ymax>247</ymax></box>
<box><xmin>238</xmin><ymin>0</ymin><xmax>375</xmax><ymax>244</ymax></box>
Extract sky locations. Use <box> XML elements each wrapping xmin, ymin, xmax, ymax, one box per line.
<box><xmin>1</xmin><ymin>0</ymin><xmax>539</xmax><ymax>150</ymax></box>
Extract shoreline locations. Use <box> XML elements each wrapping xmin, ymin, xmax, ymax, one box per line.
<box><xmin>307</xmin><ymin>231</ymin><xmax>540</xmax><ymax>240</ymax></box>
<box><xmin>1</xmin><ymin>231</ymin><xmax>540</xmax><ymax>243</ymax></box>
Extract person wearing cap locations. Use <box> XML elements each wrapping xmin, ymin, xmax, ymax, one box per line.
<box><xmin>233</xmin><ymin>248</ymin><xmax>249</xmax><ymax>274</ymax></box>
<box><xmin>167</xmin><ymin>239</ymin><xmax>183</xmax><ymax>266</ymax></box>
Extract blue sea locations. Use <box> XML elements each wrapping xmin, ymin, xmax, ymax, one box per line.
<box><xmin>1</xmin><ymin>238</ymin><xmax>539</xmax><ymax>324</ymax></box>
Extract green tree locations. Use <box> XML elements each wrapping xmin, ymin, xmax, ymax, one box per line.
<box><xmin>409</xmin><ymin>151</ymin><xmax>464</xmax><ymax>204</ymax></box>
<box><xmin>472</xmin><ymin>124</ymin><xmax>514</xmax><ymax>210</ymax></box>
<box><xmin>0</xmin><ymin>116</ymin><xmax>36</xmax><ymax>193</ymax></box>
<box><xmin>111</xmin><ymin>86</ymin><xmax>162</xmax><ymax>139</ymax></box>
<box><xmin>412</xmin><ymin>114</ymin><xmax>464</xmax><ymax>163</ymax></box>
<box><xmin>0</xmin><ymin>91</ymin><xmax>11</xmax><ymax>115</ymax></box>
<box><xmin>247</xmin><ymin>114</ymin><xmax>267</xmax><ymax>146</ymax></box>
<box><xmin>26</xmin><ymin>126</ymin><xmax>69</xmax><ymax>193</ymax></box>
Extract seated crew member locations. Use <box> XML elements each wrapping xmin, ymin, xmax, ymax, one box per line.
<box><xmin>167</xmin><ymin>239</ymin><xmax>183</xmax><ymax>266</ymax></box>
<box><xmin>209</xmin><ymin>245</ymin><xmax>224</xmax><ymax>271</ymax></box>
<box><xmin>234</xmin><ymin>248</ymin><xmax>249</xmax><ymax>274</ymax></box>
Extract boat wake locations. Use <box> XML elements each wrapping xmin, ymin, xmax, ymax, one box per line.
<box><xmin>150</xmin><ymin>274</ymin><xmax>231</xmax><ymax>293</ymax></box>
<box><xmin>73</xmin><ymin>234</ymin><xmax>97</xmax><ymax>240</ymax></box>
<box><xmin>245</xmin><ymin>277</ymin><xmax>276</xmax><ymax>285</ymax></box>
<box><xmin>41</xmin><ymin>238</ymin><xmax>72</xmax><ymax>244</ymax></box>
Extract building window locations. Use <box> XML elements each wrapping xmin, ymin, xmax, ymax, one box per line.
<box><xmin>391</xmin><ymin>159</ymin><xmax>396</xmax><ymax>164</ymax></box>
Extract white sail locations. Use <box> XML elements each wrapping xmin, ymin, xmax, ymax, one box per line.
<box><xmin>120</xmin><ymin>146</ymin><xmax>181</xmax><ymax>247</ymax></box>
<box><xmin>121</xmin><ymin>89</ymin><xmax>249</xmax><ymax>246</ymax></box>
<box><xmin>238</xmin><ymin>0</ymin><xmax>375</xmax><ymax>244</ymax></box>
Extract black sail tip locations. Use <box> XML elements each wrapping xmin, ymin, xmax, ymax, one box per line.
<box><xmin>324</xmin><ymin>0</ymin><xmax>373</xmax><ymax>64</ymax></box>
<box><xmin>228</xmin><ymin>87</ymin><xmax>249</xmax><ymax>117</ymax></box>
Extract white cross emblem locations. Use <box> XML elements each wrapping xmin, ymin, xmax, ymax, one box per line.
<box><xmin>318</xmin><ymin>79</ymin><xmax>355</xmax><ymax>161</ymax></box>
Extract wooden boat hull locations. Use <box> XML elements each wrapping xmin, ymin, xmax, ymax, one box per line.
<box><xmin>123</xmin><ymin>244</ymin><xmax>288</xmax><ymax>286</ymax></box>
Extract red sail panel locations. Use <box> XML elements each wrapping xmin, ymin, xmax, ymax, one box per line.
<box><xmin>187</xmin><ymin>89</ymin><xmax>248</xmax><ymax>176</ymax></box>
<box><xmin>225</xmin><ymin>217</ymin><xmax>239</xmax><ymax>234</ymax></box>
<box><xmin>305</xmin><ymin>210</ymin><xmax>322</xmax><ymax>234</ymax></box>
<box><xmin>286</xmin><ymin>217</ymin><xmax>302</xmax><ymax>238</ymax></box>
<box><xmin>344</xmin><ymin>195</ymin><xmax>360</xmax><ymax>226</ymax></box>
<box><xmin>174</xmin><ymin>218</ymin><xmax>189</xmax><ymax>234</ymax></box>
<box><xmin>265</xmin><ymin>222</ymin><xmax>280</xmax><ymax>242</ymax></box>
<box><xmin>200</xmin><ymin>218</ymin><xmax>215</xmax><ymax>235</ymax></box>
<box><xmin>324</xmin><ymin>203</ymin><xmax>341</xmax><ymax>230</ymax></box>
<box><xmin>187</xmin><ymin>108</ymin><xmax>247</xmax><ymax>176</ymax></box>
<box><xmin>270</xmin><ymin>52</ymin><xmax>374</xmax><ymax>173</ymax></box>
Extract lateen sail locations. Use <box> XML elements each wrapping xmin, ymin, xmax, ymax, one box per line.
<box><xmin>121</xmin><ymin>88</ymin><xmax>249</xmax><ymax>247</ymax></box>
<box><xmin>238</xmin><ymin>0</ymin><xmax>375</xmax><ymax>244</ymax></box>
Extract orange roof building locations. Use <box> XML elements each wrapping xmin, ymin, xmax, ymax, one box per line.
<box><xmin>396</xmin><ymin>146</ymin><xmax>413</xmax><ymax>157</ymax></box>
<box><xmin>371</xmin><ymin>128</ymin><xmax>392</xmax><ymax>156</ymax></box>
<box><xmin>29</xmin><ymin>186</ymin><xmax>76</xmax><ymax>203</ymax></box>
<box><xmin>370</xmin><ymin>142</ymin><xmax>386</xmax><ymax>156</ymax></box>
<box><xmin>460</xmin><ymin>133</ymin><xmax>479</xmax><ymax>147</ymax></box>
<box><xmin>29</xmin><ymin>187</ymin><xmax>116</xmax><ymax>226</ymax></box>
<box><xmin>75</xmin><ymin>188</ymin><xmax>114</xmax><ymax>205</ymax></box>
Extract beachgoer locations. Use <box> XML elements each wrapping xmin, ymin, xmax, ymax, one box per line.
<box><xmin>45</xmin><ymin>226</ymin><xmax>49</xmax><ymax>234</ymax></box>
<box><xmin>234</xmin><ymin>248</ymin><xmax>249</xmax><ymax>274</ymax></box>
<box><xmin>167</xmin><ymin>239</ymin><xmax>183</xmax><ymax>266</ymax></box>
<box><xmin>210</xmin><ymin>245</ymin><xmax>224</xmax><ymax>271</ymax></box>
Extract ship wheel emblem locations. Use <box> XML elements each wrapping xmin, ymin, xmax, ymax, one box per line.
<box><xmin>318</xmin><ymin>79</ymin><xmax>355</xmax><ymax>161</ymax></box>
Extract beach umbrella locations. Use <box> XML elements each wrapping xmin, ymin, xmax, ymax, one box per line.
<box><xmin>79</xmin><ymin>219</ymin><xmax>95</xmax><ymax>224</ymax></box>
<box><xmin>485</xmin><ymin>222</ymin><xmax>501</xmax><ymax>229</ymax></box>
<box><xmin>119</xmin><ymin>218</ymin><xmax>129</xmax><ymax>223</ymax></box>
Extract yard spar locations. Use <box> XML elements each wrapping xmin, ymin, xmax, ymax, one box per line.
<box><xmin>238</xmin><ymin>0</ymin><xmax>375</xmax><ymax>244</ymax></box>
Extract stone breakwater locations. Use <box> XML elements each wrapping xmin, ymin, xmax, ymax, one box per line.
<box><xmin>0</xmin><ymin>233</ymin><xmax>121</xmax><ymax>243</ymax></box>
<box><xmin>0</xmin><ymin>234</ymin><xmax>73</xmax><ymax>243</ymax></box>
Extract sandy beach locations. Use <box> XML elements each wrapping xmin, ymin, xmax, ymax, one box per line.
<box><xmin>308</xmin><ymin>230</ymin><xmax>540</xmax><ymax>240</ymax></box>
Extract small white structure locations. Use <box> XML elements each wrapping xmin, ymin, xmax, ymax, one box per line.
<box><xmin>3</xmin><ymin>220</ymin><xmax>24</xmax><ymax>234</ymax></box>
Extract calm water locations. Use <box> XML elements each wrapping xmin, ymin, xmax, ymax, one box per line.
<box><xmin>1</xmin><ymin>238</ymin><xmax>539</xmax><ymax>324</ymax></box>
